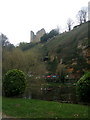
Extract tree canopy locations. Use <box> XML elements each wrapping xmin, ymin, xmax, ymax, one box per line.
<box><xmin>40</xmin><ymin>29</ymin><xmax>59</xmax><ymax>43</ymax></box>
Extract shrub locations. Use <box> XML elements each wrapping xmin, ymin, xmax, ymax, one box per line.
<box><xmin>76</xmin><ymin>71</ymin><xmax>90</xmax><ymax>102</ymax></box>
<box><xmin>3</xmin><ymin>69</ymin><xmax>26</xmax><ymax>97</ymax></box>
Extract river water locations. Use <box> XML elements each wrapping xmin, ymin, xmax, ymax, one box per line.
<box><xmin>22</xmin><ymin>84</ymin><xmax>77</xmax><ymax>104</ymax></box>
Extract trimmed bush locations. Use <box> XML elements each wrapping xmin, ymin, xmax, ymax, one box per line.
<box><xmin>3</xmin><ymin>69</ymin><xmax>26</xmax><ymax>97</ymax></box>
<box><xmin>76</xmin><ymin>71</ymin><xmax>90</xmax><ymax>102</ymax></box>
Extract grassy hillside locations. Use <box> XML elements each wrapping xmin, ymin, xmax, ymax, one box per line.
<box><xmin>2</xmin><ymin>22</ymin><xmax>89</xmax><ymax>82</ymax></box>
<box><xmin>46</xmin><ymin>22</ymin><xmax>88</xmax><ymax>55</ymax></box>
<box><xmin>15</xmin><ymin>22</ymin><xmax>89</xmax><ymax>82</ymax></box>
<box><xmin>44</xmin><ymin>22</ymin><xmax>89</xmax><ymax>77</ymax></box>
<box><xmin>26</xmin><ymin>22</ymin><xmax>89</xmax><ymax>80</ymax></box>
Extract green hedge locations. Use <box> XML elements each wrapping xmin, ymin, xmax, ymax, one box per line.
<box><xmin>3</xmin><ymin>69</ymin><xmax>26</xmax><ymax>97</ymax></box>
<box><xmin>76</xmin><ymin>71</ymin><xmax>90</xmax><ymax>102</ymax></box>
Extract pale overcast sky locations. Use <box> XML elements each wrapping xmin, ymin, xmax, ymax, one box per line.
<box><xmin>0</xmin><ymin>0</ymin><xmax>89</xmax><ymax>45</ymax></box>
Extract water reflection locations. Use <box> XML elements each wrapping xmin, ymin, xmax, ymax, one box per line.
<box><xmin>23</xmin><ymin>85</ymin><xmax>77</xmax><ymax>104</ymax></box>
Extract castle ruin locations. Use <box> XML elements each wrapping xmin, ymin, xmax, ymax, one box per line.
<box><xmin>30</xmin><ymin>28</ymin><xmax>46</xmax><ymax>42</ymax></box>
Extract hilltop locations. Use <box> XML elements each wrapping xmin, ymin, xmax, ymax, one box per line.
<box><xmin>24</xmin><ymin>21</ymin><xmax>89</xmax><ymax>81</ymax></box>
<box><xmin>2</xmin><ymin>21</ymin><xmax>90</xmax><ymax>82</ymax></box>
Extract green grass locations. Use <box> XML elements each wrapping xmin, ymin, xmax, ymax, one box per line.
<box><xmin>2</xmin><ymin>97</ymin><xmax>89</xmax><ymax>118</ymax></box>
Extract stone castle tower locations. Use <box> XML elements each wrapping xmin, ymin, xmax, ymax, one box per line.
<box><xmin>30</xmin><ymin>28</ymin><xmax>46</xmax><ymax>42</ymax></box>
<box><xmin>31</xmin><ymin>31</ymin><xmax>36</xmax><ymax>42</ymax></box>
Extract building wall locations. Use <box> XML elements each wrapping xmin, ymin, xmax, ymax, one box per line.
<box><xmin>31</xmin><ymin>31</ymin><xmax>36</xmax><ymax>42</ymax></box>
<box><xmin>30</xmin><ymin>28</ymin><xmax>46</xmax><ymax>42</ymax></box>
<box><xmin>36</xmin><ymin>28</ymin><xmax>46</xmax><ymax>42</ymax></box>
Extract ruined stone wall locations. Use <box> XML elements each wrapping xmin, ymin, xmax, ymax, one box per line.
<box><xmin>36</xmin><ymin>28</ymin><xmax>46</xmax><ymax>42</ymax></box>
<box><xmin>30</xmin><ymin>28</ymin><xmax>46</xmax><ymax>42</ymax></box>
<box><xmin>31</xmin><ymin>31</ymin><xmax>36</xmax><ymax>42</ymax></box>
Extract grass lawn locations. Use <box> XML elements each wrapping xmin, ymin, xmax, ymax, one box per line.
<box><xmin>2</xmin><ymin>97</ymin><xmax>89</xmax><ymax>119</ymax></box>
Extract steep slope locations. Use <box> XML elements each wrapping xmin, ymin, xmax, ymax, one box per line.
<box><xmin>24</xmin><ymin>21</ymin><xmax>89</xmax><ymax>81</ymax></box>
<box><xmin>40</xmin><ymin>22</ymin><xmax>89</xmax><ymax>80</ymax></box>
<box><xmin>45</xmin><ymin>22</ymin><xmax>88</xmax><ymax>60</ymax></box>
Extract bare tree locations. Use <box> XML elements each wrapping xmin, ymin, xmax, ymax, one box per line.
<box><xmin>77</xmin><ymin>7</ymin><xmax>87</xmax><ymax>24</ymax></box>
<box><xmin>1</xmin><ymin>34</ymin><xmax>9</xmax><ymax>46</ymax></box>
<box><xmin>82</xmin><ymin>7</ymin><xmax>87</xmax><ymax>23</ymax></box>
<box><xmin>67</xmin><ymin>18</ymin><xmax>74</xmax><ymax>31</ymax></box>
<box><xmin>77</xmin><ymin>10</ymin><xmax>83</xmax><ymax>24</ymax></box>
